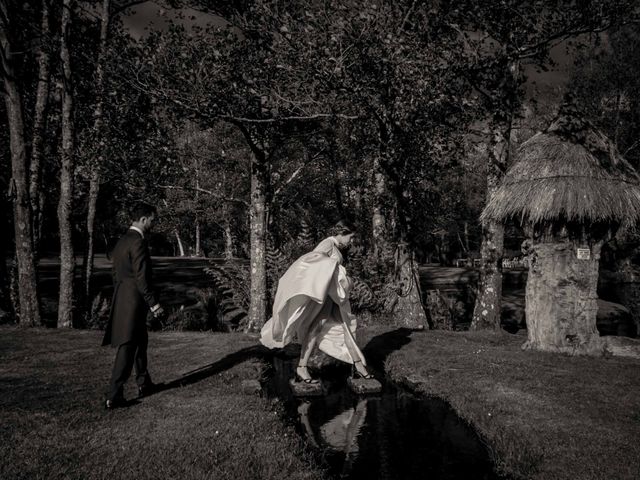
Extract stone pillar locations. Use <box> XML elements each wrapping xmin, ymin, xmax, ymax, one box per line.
<box><xmin>523</xmin><ymin>240</ymin><xmax>605</xmax><ymax>355</ymax></box>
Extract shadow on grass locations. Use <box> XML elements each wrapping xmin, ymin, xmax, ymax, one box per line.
<box><xmin>142</xmin><ymin>328</ymin><xmax>417</xmax><ymax>399</ymax></box>
<box><xmin>152</xmin><ymin>344</ymin><xmax>272</xmax><ymax>394</ymax></box>
<box><xmin>362</xmin><ymin>328</ymin><xmax>416</xmax><ymax>375</ymax></box>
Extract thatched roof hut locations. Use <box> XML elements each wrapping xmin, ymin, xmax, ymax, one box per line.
<box><xmin>481</xmin><ymin>110</ymin><xmax>640</xmax><ymax>228</ymax></box>
<box><xmin>481</xmin><ymin>106</ymin><xmax>640</xmax><ymax>355</ymax></box>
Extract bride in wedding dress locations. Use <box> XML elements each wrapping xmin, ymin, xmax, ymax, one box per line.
<box><xmin>260</xmin><ymin>221</ymin><xmax>373</xmax><ymax>383</ymax></box>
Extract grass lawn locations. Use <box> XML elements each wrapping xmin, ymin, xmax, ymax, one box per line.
<box><xmin>2</xmin><ymin>325</ymin><xmax>639</xmax><ymax>480</ymax></box>
<box><xmin>0</xmin><ymin>326</ymin><xmax>324</xmax><ymax>480</ymax></box>
<box><xmin>361</xmin><ymin>327</ymin><xmax>640</xmax><ymax>480</ymax></box>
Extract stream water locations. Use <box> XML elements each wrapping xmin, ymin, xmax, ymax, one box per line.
<box><xmin>264</xmin><ymin>356</ymin><xmax>504</xmax><ymax>480</ymax></box>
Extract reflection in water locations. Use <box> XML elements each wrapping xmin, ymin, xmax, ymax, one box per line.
<box><xmin>299</xmin><ymin>398</ymin><xmax>367</xmax><ymax>477</ymax></box>
<box><xmin>267</xmin><ymin>357</ymin><xmax>502</xmax><ymax>480</ymax></box>
<box><xmin>319</xmin><ymin>398</ymin><xmax>367</xmax><ymax>454</ymax></box>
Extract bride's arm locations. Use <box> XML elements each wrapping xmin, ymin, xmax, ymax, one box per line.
<box><xmin>313</xmin><ymin>237</ymin><xmax>335</xmax><ymax>256</ymax></box>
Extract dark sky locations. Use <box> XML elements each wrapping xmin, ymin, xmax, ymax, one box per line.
<box><xmin>122</xmin><ymin>1</ymin><xmax>223</xmax><ymax>38</ymax></box>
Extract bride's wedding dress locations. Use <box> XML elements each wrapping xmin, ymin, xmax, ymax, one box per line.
<box><xmin>260</xmin><ymin>236</ymin><xmax>367</xmax><ymax>366</ymax></box>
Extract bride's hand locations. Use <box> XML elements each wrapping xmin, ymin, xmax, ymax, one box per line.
<box><xmin>345</xmin><ymin>275</ymin><xmax>353</xmax><ymax>290</ymax></box>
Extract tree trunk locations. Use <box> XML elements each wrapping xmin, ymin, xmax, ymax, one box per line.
<box><xmin>9</xmin><ymin>259</ymin><xmax>20</xmax><ymax>320</ymax></box>
<box><xmin>36</xmin><ymin>192</ymin><xmax>45</xmax><ymax>250</ymax></box>
<box><xmin>374</xmin><ymin>122</ymin><xmax>427</xmax><ymax>327</ymax></box>
<box><xmin>224</xmin><ymin>222</ymin><xmax>234</xmax><ymax>259</ymax></box>
<box><xmin>464</xmin><ymin>221</ymin><xmax>471</xmax><ymax>253</ymax></box>
<box><xmin>245</xmin><ymin>154</ymin><xmax>269</xmax><ymax>333</ymax></box>
<box><xmin>390</xmin><ymin>155</ymin><xmax>428</xmax><ymax>328</ymax></box>
<box><xmin>471</xmin><ymin>220</ymin><xmax>504</xmax><ymax>330</ymax></box>
<box><xmin>194</xmin><ymin>166</ymin><xmax>201</xmax><ymax>256</ymax></box>
<box><xmin>0</xmin><ymin>8</ymin><xmax>41</xmax><ymax>326</ymax></box>
<box><xmin>0</xmin><ymin>231</ymin><xmax>11</xmax><ymax>319</ymax></box>
<box><xmin>524</xmin><ymin>239</ymin><xmax>604</xmax><ymax>355</ymax></box>
<box><xmin>83</xmin><ymin>0</ymin><xmax>110</xmax><ymax>305</ymax></box>
<box><xmin>392</xmin><ymin>242</ymin><xmax>428</xmax><ymax>329</ymax></box>
<box><xmin>195</xmin><ymin>217</ymin><xmax>201</xmax><ymax>257</ymax></box>
<box><xmin>371</xmin><ymin>155</ymin><xmax>392</xmax><ymax>258</ymax></box>
<box><xmin>334</xmin><ymin>181</ymin><xmax>345</xmax><ymax>219</ymax></box>
<box><xmin>353</xmin><ymin>165</ymin><xmax>363</xmax><ymax>210</ymax></box>
<box><xmin>29</xmin><ymin>0</ymin><xmax>52</xmax><ymax>255</ymax></box>
<box><xmin>83</xmin><ymin>174</ymin><xmax>99</xmax><ymax>298</ymax></box>
<box><xmin>175</xmin><ymin>229</ymin><xmax>185</xmax><ymax>257</ymax></box>
<box><xmin>471</xmin><ymin>122</ymin><xmax>510</xmax><ymax>331</ymax></box>
<box><xmin>57</xmin><ymin>0</ymin><xmax>76</xmax><ymax>328</ymax></box>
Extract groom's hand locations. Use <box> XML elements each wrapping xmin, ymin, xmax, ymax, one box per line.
<box><xmin>151</xmin><ymin>303</ymin><xmax>165</xmax><ymax>318</ymax></box>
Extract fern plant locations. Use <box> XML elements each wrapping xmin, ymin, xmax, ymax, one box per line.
<box><xmin>205</xmin><ymin>261</ymin><xmax>250</xmax><ymax>330</ymax></box>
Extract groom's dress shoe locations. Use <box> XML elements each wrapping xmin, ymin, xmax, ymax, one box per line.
<box><xmin>137</xmin><ymin>382</ymin><xmax>160</xmax><ymax>398</ymax></box>
<box><xmin>105</xmin><ymin>398</ymin><xmax>126</xmax><ymax>410</ymax></box>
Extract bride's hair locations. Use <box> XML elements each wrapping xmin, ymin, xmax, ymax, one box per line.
<box><xmin>329</xmin><ymin>219</ymin><xmax>356</xmax><ymax>237</ymax></box>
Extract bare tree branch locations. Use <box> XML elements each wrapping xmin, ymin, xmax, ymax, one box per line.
<box><xmin>219</xmin><ymin>113</ymin><xmax>360</xmax><ymax>123</ymax></box>
<box><xmin>272</xmin><ymin>149</ymin><xmax>326</xmax><ymax>200</ymax></box>
<box><xmin>516</xmin><ymin>20</ymin><xmax>637</xmax><ymax>60</ymax></box>
<box><xmin>623</xmin><ymin>139</ymin><xmax>640</xmax><ymax>156</ymax></box>
<box><xmin>125</xmin><ymin>72</ymin><xmax>360</xmax><ymax>126</ymax></box>
<box><xmin>397</xmin><ymin>0</ymin><xmax>417</xmax><ymax>35</ymax></box>
<box><xmin>158</xmin><ymin>184</ymin><xmax>250</xmax><ymax>207</ymax></box>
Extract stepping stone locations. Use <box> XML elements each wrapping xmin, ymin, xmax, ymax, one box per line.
<box><xmin>289</xmin><ymin>378</ymin><xmax>325</xmax><ymax>397</ymax></box>
<box><xmin>347</xmin><ymin>376</ymin><xmax>382</xmax><ymax>394</ymax></box>
<box><xmin>241</xmin><ymin>379</ymin><xmax>262</xmax><ymax>395</ymax></box>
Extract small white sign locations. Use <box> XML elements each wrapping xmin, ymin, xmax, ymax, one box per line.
<box><xmin>577</xmin><ymin>248</ymin><xmax>591</xmax><ymax>260</ymax></box>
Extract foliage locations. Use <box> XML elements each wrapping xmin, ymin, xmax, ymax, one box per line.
<box><xmin>2</xmin><ymin>0</ymin><xmax>640</xmax><ymax>327</ymax></box>
<box><xmin>568</xmin><ymin>24</ymin><xmax>640</xmax><ymax>168</ymax></box>
<box><xmin>205</xmin><ymin>261</ymin><xmax>250</xmax><ymax>330</ymax></box>
<box><xmin>294</xmin><ymin>1</ymin><xmax>478</xmax><ymax>245</ymax></box>
<box><xmin>84</xmin><ymin>291</ymin><xmax>111</xmax><ymax>330</ymax></box>
<box><xmin>150</xmin><ymin>120</ymin><xmax>251</xmax><ymax>256</ymax></box>
<box><xmin>160</xmin><ymin>288</ymin><xmax>227</xmax><ymax>331</ymax></box>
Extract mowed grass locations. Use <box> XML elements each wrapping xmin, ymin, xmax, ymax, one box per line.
<box><xmin>362</xmin><ymin>328</ymin><xmax>640</xmax><ymax>480</ymax></box>
<box><xmin>0</xmin><ymin>327</ymin><xmax>324</xmax><ymax>480</ymax></box>
<box><xmin>3</xmin><ymin>325</ymin><xmax>640</xmax><ymax>480</ymax></box>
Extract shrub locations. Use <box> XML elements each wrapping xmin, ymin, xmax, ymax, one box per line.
<box><xmin>85</xmin><ymin>292</ymin><xmax>110</xmax><ymax>330</ymax></box>
<box><xmin>205</xmin><ymin>262</ymin><xmax>249</xmax><ymax>331</ymax></box>
<box><xmin>161</xmin><ymin>288</ymin><xmax>227</xmax><ymax>332</ymax></box>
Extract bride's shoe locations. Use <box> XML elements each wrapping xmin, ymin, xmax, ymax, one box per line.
<box><xmin>351</xmin><ymin>360</ymin><xmax>375</xmax><ymax>380</ymax></box>
<box><xmin>295</xmin><ymin>365</ymin><xmax>319</xmax><ymax>384</ymax></box>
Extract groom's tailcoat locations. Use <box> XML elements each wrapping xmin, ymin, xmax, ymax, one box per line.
<box><xmin>102</xmin><ymin>229</ymin><xmax>158</xmax><ymax>347</ymax></box>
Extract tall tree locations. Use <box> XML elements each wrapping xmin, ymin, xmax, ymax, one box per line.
<box><xmin>0</xmin><ymin>0</ymin><xmax>41</xmax><ymax>326</ymax></box>
<box><xmin>57</xmin><ymin>0</ymin><xmax>76</xmax><ymax>328</ymax></box>
<box><xmin>82</xmin><ymin>0</ymin><xmax>110</xmax><ymax>306</ymax></box>
<box><xmin>29</xmin><ymin>0</ymin><xmax>52</xmax><ymax>254</ymax></box>
<box><xmin>83</xmin><ymin>0</ymin><xmax>149</xmax><ymax>306</ymax></box>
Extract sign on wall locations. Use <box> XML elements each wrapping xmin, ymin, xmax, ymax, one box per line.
<box><xmin>576</xmin><ymin>248</ymin><xmax>591</xmax><ymax>260</ymax></box>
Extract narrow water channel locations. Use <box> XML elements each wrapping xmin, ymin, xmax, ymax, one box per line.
<box><xmin>264</xmin><ymin>356</ymin><xmax>504</xmax><ymax>480</ymax></box>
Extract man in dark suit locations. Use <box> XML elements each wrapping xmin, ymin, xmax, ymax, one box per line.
<box><xmin>103</xmin><ymin>203</ymin><xmax>164</xmax><ymax>409</ymax></box>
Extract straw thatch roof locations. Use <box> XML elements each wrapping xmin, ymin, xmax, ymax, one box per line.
<box><xmin>481</xmin><ymin>110</ymin><xmax>640</xmax><ymax>227</ymax></box>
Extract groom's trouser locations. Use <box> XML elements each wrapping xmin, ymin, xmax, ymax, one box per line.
<box><xmin>108</xmin><ymin>332</ymin><xmax>151</xmax><ymax>401</ymax></box>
